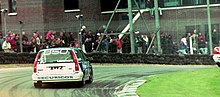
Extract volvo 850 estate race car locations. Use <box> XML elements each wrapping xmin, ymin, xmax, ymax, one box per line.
<box><xmin>213</xmin><ymin>47</ymin><xmax>220</xmax><ymax>67</ymax></box>
<box><xmin>32</xmin><ymin>48</ymin><xmax>93</xmax><ymax>88</ymax></box>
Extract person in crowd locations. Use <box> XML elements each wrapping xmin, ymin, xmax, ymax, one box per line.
<box><xmin>212</xmin><ymin>29</ymin><xmax>219</xmax><ymax>47</ymax></box>
<box><xmin>84</xmin><ymin>31</ymin><xmax>93</xmax><ymax>53</ymax></box>
<box><xmin>198</xmin><ymin>39</ymin><xmax>208</xmax><ymax>54</ymax></box>
<box><xmin>198</xmin><ymin>32</ymin><xmax>205</xmax><ymax>54</ymax></box>
<box><xmin>178</xmin><ymin>42</ymin><xmax>187</xmax><ymax>55</ymax></box>
<box><xmin>9</xmin><ymin>33</ymin><xmax>18</xmax><ymax>52</ymax></box>
<box><xmin>136</xmin><ymin>35</ymin><xmax>144</xmax><ymax>54</ymax></box>
<box><xmin>14</xmin><ymin>34</ymin><xmax>20</xmax><ymax>52</ymax></box>
<box><xmin>40</xmin><ymin>40</ymin><xmax>48</xmax><ymax>49</ymax></box>
<box><xmin>34</xmin><ymin>32</ymin><xmax>41</xmax><ymax>52</ymax></box>
<box><xmin>68</xmin><ymin>32</ymin><xmax>75</xmax><ymax>45</ymax></box>
<box><xmin>21</xmin><ymin>32</ymin><xmax>30</xmax><ymax>52</ymax></box>
<box><xmin>146</xmin><ymin>32</ymin><xmax>153</xmax><ymax>54</ymax></box>
<box><xmin>58</xmin><ymin>32</ymin><xmax>67</xmax><ymax>47</ymax></box>
<box><xmin>198</xmin><ymin>32</ymin><xmax>205</xmax><ymax>43</ymax></box>
<box><xmin>177</xmin><ymin>35</ymin><xmax>188</xmax><ymax>55</ymax></box>
<box><xmin>46</xmin><ymin>31</ymin><xmax>52</xmax><ymax>41</ymax></box>
<box><xmin>22</xmin><ymin>32</ymin><xmax>28</xmax><ymax>42</ymax></box>
<box><xmin>2</xmin><ymin>37</ymin><xmax>13</xmax><ymax>52</ymax></box>
<box><xmin>116</xmin><ymin>37</ymin><xmax>122</xmax><ymax>53</ymax></box>
<box><xmin>22</xmin><ymin>39</ymin><xmax>29</xmax><ymax>52</ymax></box>
<box><xmin>81</xmin><ymin>31</ymin><xmax>87</xmax><ymax>52</ymax></box>
<box><xmin>191</xmin><ymin>29</ymin><xmax>199</xmax><ymax>54</ymax></box>
<box><xmin>73</xmin><ymin>39</ymin><xmax>79</xmax><ymax>48</ymax></box>
<box><xmin>160</xmin><ymin>32</ymin><xmax>167</xmax><ymax>54</ymax></box>
<box><xmin>142</xmin><ymin>35</ymin><xmax>149</xmax><ymax>53</ymax></box>
<box><xmin>122</xmin><ymin>35</ymin><xmax>131</xmax><ymax>53</ymax></box>
<box><xmin>166</xmin><ymin>34</ymin><xmax>174</xmax><ymax>54</ymax></box>
<box><xmin>186</xmin><ymin>32</ymin><xmax>192</xmax><ymax>54</ymax></box>
<box><xmin>92</xmin><ymin>33</ymin><xmax>101</xmax><ymax>52</ymax></box>
<box><xmin>109</xmin><ymin>37</ymin><xmax>118</xmax><ymax>53</ymax></box>
<box><xmin>160</xmin><ymin>32</ymin><xmax>174</xmax><ymax>54</ymax></box>
<box><xmin>0</xmin><ymin>33</ymin><xmax>5</xmax><ymax>51</ymax></box>
<box><xmin>101</xmin><ymin>37</ymin><xmax>109</xmax><ymax>53</ymax></box>
<box><xmin>51</xmin><ymin>31</ymin><xmax>57</xmax><ymax>39</ymax></box>
<box><xmin>82</xmin><ymin>31</ymin><xmax>87</xmax><ymax>44</ymax></box>
<box><xmin>5</xmin><ymin>31</ymin><xmax>12</xmax><ymax>39</ymax></box>
<box><xmin>39</xmin><ymin>35</ymin><xmax>44</xmax><ymax>49</ymax></box>
<box><xmin>50</xmin><ymin>36</ymin><xmax>58</xmax><ymax>48</ymax></box>
<box><xmin>30</xmin><ymin>36</ymin><xmax>37</xmax><ymax>52</ymax></box>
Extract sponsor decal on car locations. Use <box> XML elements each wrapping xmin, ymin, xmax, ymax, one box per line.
<box><xmin>37</xmin><ymin>76</ymin><xmax>74</xmax><ymax>80</ymax></box>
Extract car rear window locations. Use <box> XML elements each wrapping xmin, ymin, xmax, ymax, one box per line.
<box><xmin>38</xmin><ymin>49</ymin><xmax>74</xmax><ymax>63</ymax></box>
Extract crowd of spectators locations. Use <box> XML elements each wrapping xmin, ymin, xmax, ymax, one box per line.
<box><xmin>178</xmin><ymin>29</ymin><xmax>220</xmax><ymax>55</ymax></box>
<box><xmin>0</xmin><ymin>28</ymin><xmax>219</xmax><ymax>55</ymax></box>
<box><xmin>0</xmin><ymin>31</ymin><xmax>77</xmax><ymax>53</ymax></box>
<box><xmin>0</xmin><ymin>30</ymin><xmax>123</xmax><ymax>53</ymax></box>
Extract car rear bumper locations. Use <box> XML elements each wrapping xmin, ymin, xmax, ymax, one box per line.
<box><xmin>32</xmin><ymin>72</ymin><xmax>83</xmax><ymax>83</ymax></box>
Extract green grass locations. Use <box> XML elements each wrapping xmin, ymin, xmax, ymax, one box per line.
<box><xmin>137</xmin><ymin>68</ymin><xmax>220</xmax><ymax>97</ymax></box>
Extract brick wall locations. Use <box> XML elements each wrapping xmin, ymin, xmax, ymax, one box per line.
<box><xmin>1</xmin><ymin>0</ymin><xmax>44</xmax><ymax>36</ymax></box>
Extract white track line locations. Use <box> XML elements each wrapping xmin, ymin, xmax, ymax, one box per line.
<box><xmin>115</xmin><ymin>80</ymin><xmax>146</xmax><ymax>97</ymax></box>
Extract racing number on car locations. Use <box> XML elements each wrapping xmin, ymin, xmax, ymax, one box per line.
<box><xmin>48</xmin><ymin>66</ymin><xmax>64</xmax><ymax>70</ymax></box>
<box><xmin>214</xmin><ymin>47</ymin><xmax>220</xmax><ymax>54</ymax></box>
<box><xmin>44</xmin><ymin>50</ymin><xmax>68</xmax><ymax>55</ymax></box>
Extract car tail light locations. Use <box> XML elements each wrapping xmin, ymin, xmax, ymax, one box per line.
<box><xmin>33</xmin><ymin>52</ymin><xmax>40</xmax><ymax>73</ymax></box>
<box><xmin>214</xmin><ymin>47</ymin><xmax>220</xmax><ymax>54</ymax></box>
<box><xmin>71</xmin><ymin>51</ymin><xmax>79</xmax><ymax>71</ymax></box>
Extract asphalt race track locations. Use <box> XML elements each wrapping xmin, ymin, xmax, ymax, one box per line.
<box><xmin>0</xmin><ymin>65</ymin><xmax>214</xmax><ymax>97</ymax></box>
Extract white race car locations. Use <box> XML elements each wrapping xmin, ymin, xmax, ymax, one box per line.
<box><xmin>213</xmin><ymin>47</ymin><xmax>220</xmax><ymax>67</ymax></box>
<box><xmin>32</xmin><ymin>47</ymin><xmax>93</xmax><ymax>88</ymax></box>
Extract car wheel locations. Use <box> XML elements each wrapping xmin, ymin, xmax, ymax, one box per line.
<box><xmin>87</xmin><ymin>69</ymin><xmax>93</xmax><ymax>84</ymax></box>
<box><xmin>34</xmin><ymin>81</ymin><xmax>42</xmax><ymax>88</ymax></box>
<box><xmin>80</xmin><ymin>74</ymin><xmax>86</xmax><ymax>87</ymax></box>
<box><xmin>217</xmin><ymin>63</ymin><xmax>220</xmax><ymax>67</ymax></box>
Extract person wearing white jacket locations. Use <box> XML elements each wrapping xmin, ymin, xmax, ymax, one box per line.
<box><xmin>2</xmin><ymin>37</ymin><xmax>13</xmax><ymax>52</ymax></box>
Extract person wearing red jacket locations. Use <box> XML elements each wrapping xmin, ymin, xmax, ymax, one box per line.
<box><xmin>116</xmin><ymin>37</ymin><xmax>122</xmax><ymax>53</ymax></box>
<box><xmin>9</xmin><ymin>33</ymin><xmax>17</xmax><ymax>52</ymax></box>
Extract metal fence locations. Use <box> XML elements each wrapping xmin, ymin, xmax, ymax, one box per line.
<box><xmin>1</xmin><ymin>1</ymin><xmax>220</xmax><ymax>55</ymax></box>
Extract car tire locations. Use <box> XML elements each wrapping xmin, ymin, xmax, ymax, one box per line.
<box><xmin>34</xmin><ymin>82</ymin><xmax>42</xmax><ymax>88</ymax></box>
<box><xmin>87</xmin><ymin>69</ymin><xmax>93</xmax><ymax>84</ymax></box>
<box><xmin>217</xmin><ymin>63</ymin><xmax>220</xmax><ymax>67</ymax></box>
<box><xmin>80</xmin><ymin>74</ymin><xmax>86</xmax><ymax>87</ymax></box>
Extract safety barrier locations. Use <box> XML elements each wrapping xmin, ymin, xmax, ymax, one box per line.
<box><xmin>0</xmin><ymin>52</ymin><xmax>35</xmax><ymax>64</ymax></box>
<box><xmin>86</xmin><ymin>53</ymin><xmax>215</xmax><ymax>65</ymax></box>
<box><xmin>0</xmin><ymin>52</ymin><xmax>215</xmax><ymax>65</ymax></box>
